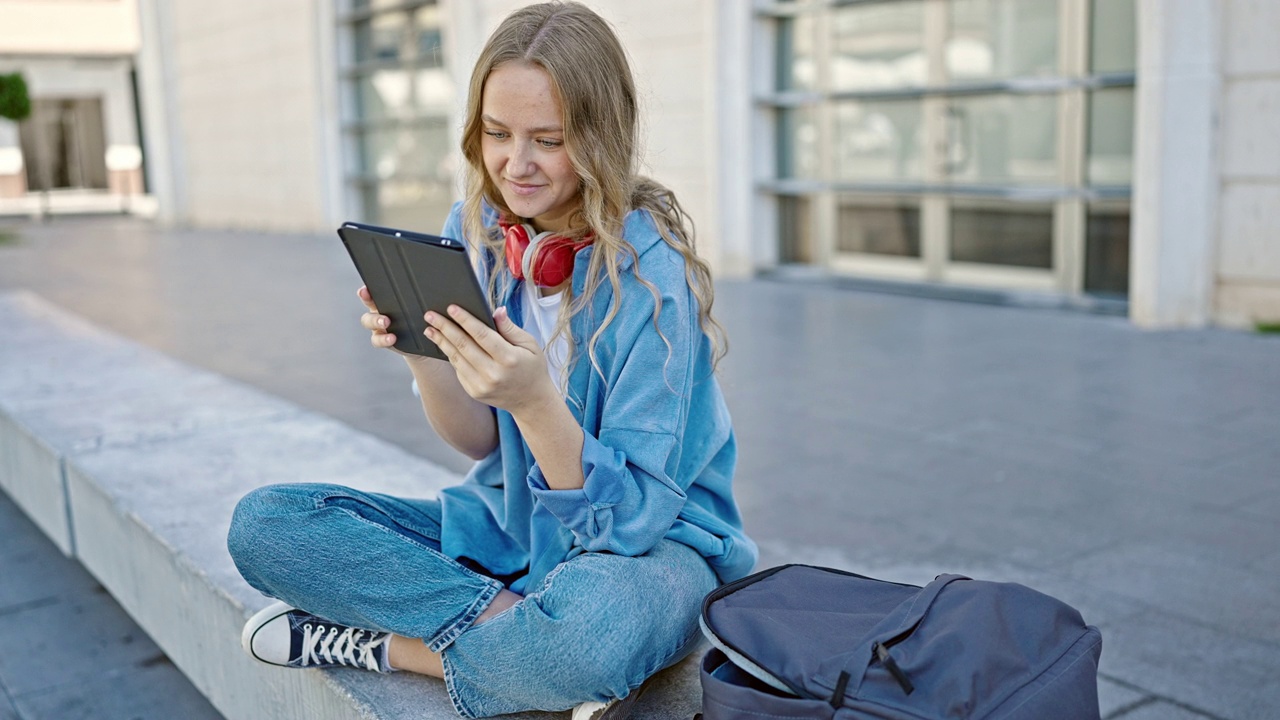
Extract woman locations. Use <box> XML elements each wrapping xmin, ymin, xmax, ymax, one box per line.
<box><xmin>227</xmin><ymin>3</ymin><xmax>756</xmax><ymax>718</ymax></box>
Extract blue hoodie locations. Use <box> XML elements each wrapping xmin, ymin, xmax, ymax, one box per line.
<box><xmin>433</xmin><ymin>202</ymin><xmax>757</xmax><ymax>594</ymax></box>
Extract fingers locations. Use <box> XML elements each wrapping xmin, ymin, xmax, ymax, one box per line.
<box><xmin>442</xmin><ymin>305</ymin><xmax>509</xmax><ymax>356</ymax></box>
<box><xmin>356</xmin><ymin>288</ymin><xmax>397</xmax><ymax>349</ymax></box>
<box><xmin>436</xmin><ymin>306</ymin><xmax>541</xmax><ymax>368</ymax></box>
<box><xmin>425</xmin><ymin>310</ymin><xmax>487</xmax><ymax>365</ymax></box>
<box><xmin>361</xmin><ymin>311</ymin><xmax>395</xmax><ymax>349</ymax></box>
<box><xmin>427</xmin><ymin>305</ymin><xmax>550</xmax><ymax>410</ymax></box>
<box><xmin>425</xmin><ymin>319</ymin><xmax>475</xmax><ymax>372</ymax></box>
<box><xmin>492</xmin><ymin>306</ymin><xmax>539</xmax><ymax>352</ymax></box>
<box><xmin>428</xmin><ymin>308</ymin><xmax>523</xmax><ymax>379</ymax></box>
<box><xmin>360</xmin><ymin>311</ymin><xmax>390</xmax><ymax>332</ymax></box>
<box><xmin>356</xmin><ymin>285</ymin><xmax>379</xmax><ymax>312</ymax></box>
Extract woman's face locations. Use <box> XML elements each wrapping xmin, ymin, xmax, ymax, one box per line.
<box><xmin>480</xmin><ymin>62</ymin><xmax>581</xmax><ymax>234</ymax></box>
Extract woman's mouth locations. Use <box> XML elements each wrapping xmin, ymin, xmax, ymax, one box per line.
<box><xmin>506</xmin><ymin>180</ymin><xmax>543</xmax><ymax>197</ymax></box>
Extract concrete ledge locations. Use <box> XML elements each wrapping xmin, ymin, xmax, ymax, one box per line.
<box><xmin>0</xmin><ymin>192</ymin><xmax>159</xmax><ymax>219</ymax></box>
<box><xmin>0</xmin><ymin>291</ymin><xmax>702</xmax><ymax>719</ymax></box>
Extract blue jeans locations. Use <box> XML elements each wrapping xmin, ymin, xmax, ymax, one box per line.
<box><xmin>227</xmin><ymin>483</ymin><xmax>715</xmax><ymax>717</ymax></box>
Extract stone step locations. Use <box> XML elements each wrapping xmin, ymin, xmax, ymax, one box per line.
<box><xmin>0</xmin><ymin>291</ymin><xmax>702</xmax><ymax>720</ymax></box>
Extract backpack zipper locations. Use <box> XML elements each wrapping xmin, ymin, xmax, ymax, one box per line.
<box><xmin>873</xmin><ymin>640</ymin><xmax>915</xmax><ymax>695</ymax></box>
<box><xmin>867</xmin><ymin>575</ymin><xmax>971</xmax><ymax>697</ymax></box>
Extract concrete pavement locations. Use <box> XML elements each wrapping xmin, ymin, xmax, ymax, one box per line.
<box><xmin>0</xmin><ymin>480</ymin><xmax>223</xmax><ymax>720</ymax></box>
<box><xmin>1</xmin><ymin>216</ymin><xmax>1278</xmax><ymax>719</ymax></box>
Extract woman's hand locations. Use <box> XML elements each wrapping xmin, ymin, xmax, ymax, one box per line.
<box><xmin>431</xmin><ymin>303</ymin><xmax>585</xmax><ymax>488</ymax></box>
<box><xmin>357</xmin><ymin>285</ymin><xmax>407</xmax><ymax>354</ymax></box>
<box><xmin>359</xmin><ymin>285</ymin><xmax>497</xmax><ymax>458</ymax></box>
<box><xmin>425</xmin><ymin>304</ymin><xmax>557</xmax><ymax>416</ymax></box>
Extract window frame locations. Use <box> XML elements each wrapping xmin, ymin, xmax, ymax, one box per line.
<box><xmin>337</xmin><ymin>0</ymin><xmax>453</xmax><ymax>228</ymax></box>
<box><xmin>758</xmin><ymin>0</ymin><xmax>1136</xmax><ymax>297</ymax></box>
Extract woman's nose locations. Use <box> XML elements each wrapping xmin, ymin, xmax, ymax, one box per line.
<box><xmin>507</xmin><ymin>142</ymin><xmax>535</xmax><ymax>177</ymax></box>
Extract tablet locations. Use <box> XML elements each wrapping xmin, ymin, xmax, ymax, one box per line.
<box><xmin>337</xmin><ymin>221</ymin><xmax>494</xmax><ymax>359</ymax></box>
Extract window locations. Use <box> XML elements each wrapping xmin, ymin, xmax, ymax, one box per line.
<box><xmin>761</xmin><ymin>0</ymin><xmax>1136</xmax><ymax>297</ymax></box>
<box><xmin>340</xmin><ymin>0</ymin><xmax>453</xmax><ymax>232</ymax></box>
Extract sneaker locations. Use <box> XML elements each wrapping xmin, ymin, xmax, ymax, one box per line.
<box><xmin>241</xmin><ymin>600</ymin><xmax>392</xmax><ymax>672</ymax></box>
<box><xmin>571</xmin><ymin>682</ymin><xmax>648</xmax><ymax>720</ymax></box>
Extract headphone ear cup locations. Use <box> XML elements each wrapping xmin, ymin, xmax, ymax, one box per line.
<box><xmin>503</xmin><ymin>223</ymin><xmax>535</xmax><ymax>279</ymax></box>
<box><xmin>529</xmin><ymin>235</ymin><xmax>578</xmax><ymax>288</ymax></box>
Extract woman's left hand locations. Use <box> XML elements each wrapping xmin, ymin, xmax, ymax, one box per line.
<box><xmin>425</xmin><ymin>305</ymin><xmax>556</xmax><ymax>416</ymax></box>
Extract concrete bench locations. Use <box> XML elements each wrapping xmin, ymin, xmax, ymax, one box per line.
<box><xmin>0</xmin><ymin>291</ymin><xmax>702</xmax><ymax>720</ymax></box>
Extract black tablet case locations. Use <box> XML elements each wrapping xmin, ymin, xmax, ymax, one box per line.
<box><xmin>338</xmin><ymin>222</ymin><xmax>494</xmax><ymax>359</ymax></box>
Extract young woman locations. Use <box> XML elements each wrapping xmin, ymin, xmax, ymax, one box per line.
<box><xmin>226</xmin><ymin>3</ymin><xmax>756</xmax><ymax>718</ymax></box>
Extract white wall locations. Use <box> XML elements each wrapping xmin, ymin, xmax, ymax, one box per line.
<box><xmin>1131</xmin><ymin>0</ymin><xmax>1280</xmax><ymax>328</ymax></box>
<box><xmin>0</xmin><ymin>0</ymin><xmax>139</xmax><ymax>56</ymax></box>
<box><xmin>138</xmin><ymin>0</ymin><xmax>729</xmax><ymax>257</ymax></box>
<box><xmin>1214</xmin><ymin>0</ymin><xmax>1280</xmax><ymax>326</ymax></box>
<box><xmin>1129</xmin><ymin>0</ymin><xmax>1220</xmax><ymax>328</ymax></box>
<box><xmin>139</xmin><ymin>0</ymin><xmax>333</xmax><ymax>231</ymax></box>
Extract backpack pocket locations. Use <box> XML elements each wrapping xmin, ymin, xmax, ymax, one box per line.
<box><xmin>700</xmin><ymin>648</ymin><xmax>836</xmax><ymax>720</ymax></box>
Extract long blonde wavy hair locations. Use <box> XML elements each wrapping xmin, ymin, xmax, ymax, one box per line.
<box><xmin>458</xmin><ymin>1</ymin><xmax>725</xmax><ymax>382</ymax></box>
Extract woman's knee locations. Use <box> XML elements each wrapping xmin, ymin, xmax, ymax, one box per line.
<box><xmin>456</xmin><ymin>545</ymin><xmax>714</xmax><ymax>699</ymax></box>
<box><xmin>226</xmin><ymin>483</ymin><xmax>332</xmax><ymax>570</ymax></box>
<box><xmin>543</xmin><ymin>547</ymin><xmax>713</xmax><ymax>679</ymax></box>
<box><xmin>547</xmin><ymin>544</ymin><xmax>716</xmax><ymax>629</ymax></box>
<box><xmin>447</xmin><ymin>603</ymin><xmax>638</xmax><ymax>713</ymax></box>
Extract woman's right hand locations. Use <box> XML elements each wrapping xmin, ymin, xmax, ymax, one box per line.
<box><xmin>357</xmin><ymin>285</ymin><xmax>402</xmax><ymax>352</ymax></box>
<box><xmin>359</xmin><ymin>285</ymin><xmax>498</xmax><ymax>459</ymax></box>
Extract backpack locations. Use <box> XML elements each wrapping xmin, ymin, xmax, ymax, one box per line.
<box><xmin>697</xmin><ymin>565</ymin><xmax>1103</xmax><ymax>720</ymax></box>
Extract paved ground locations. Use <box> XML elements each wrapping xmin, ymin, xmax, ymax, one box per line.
<box><xmin>0</xmin><ymin>216</ymin><xmax>1278</xmax><ymax>719</ymax></box>
<box><xmin>0</xmin><ymin>483</ymin><xmax>224</xmax><ymax>720</ymax></box>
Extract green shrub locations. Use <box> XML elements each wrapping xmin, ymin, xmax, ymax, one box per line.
<box><xmin>0</xmin><ymin>73</ymin><xmax>32</xmax><ymax>122</ymax></box>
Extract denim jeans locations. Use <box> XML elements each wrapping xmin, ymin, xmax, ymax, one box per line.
<box><xmin>227</xmin><ymin>483</ymin><xmax>716</xmax><ymax>717</ymax></box>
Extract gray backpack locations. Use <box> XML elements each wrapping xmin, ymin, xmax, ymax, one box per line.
<box><xmin>698</xmin><ymin>565</ymin><xmax>1102</xmax><ymax>719</ymax></box>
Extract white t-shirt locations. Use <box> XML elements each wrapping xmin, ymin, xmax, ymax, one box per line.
<box><xmin>521</xmin><ymin>280</ymin><xmax>569</xmax><ymax>383</ymax></box>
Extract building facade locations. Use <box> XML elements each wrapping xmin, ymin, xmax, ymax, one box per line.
<box><xmin>131</xmin><ymin>0</ymin><xmax>1278</xmax><ymax>329</ymax></box>
<box><xmin>0</xmin><ymin>0</ymin><xmax>150</xmax><ymax>216</ymax></box>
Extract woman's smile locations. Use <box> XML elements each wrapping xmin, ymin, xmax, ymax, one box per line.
<box><xmin>505</xmin><ymin>179</ymin><xmax>545</xmax><ymax>196</ymax></box>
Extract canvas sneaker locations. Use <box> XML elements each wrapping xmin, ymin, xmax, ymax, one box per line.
<box><xmin>241</xmin><ymin>600</ymin><xmax>392</xmax><ymax>672</ymax></box>
<box><xmin>571</xmin><ymin>681</ymin><xmax>648</xmax><ymax>720</ymax></box>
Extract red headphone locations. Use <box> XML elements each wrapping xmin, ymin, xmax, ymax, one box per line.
<box><xmin>500</xmin><ymin>221</ymin><xmax>593</xmax><ymax>288</ymax></box>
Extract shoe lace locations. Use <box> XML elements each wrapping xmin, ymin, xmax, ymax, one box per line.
<box><xmin>300</xmin><ymin>622</ymin><xmax>389</xmax><ymax>671</ymax></box>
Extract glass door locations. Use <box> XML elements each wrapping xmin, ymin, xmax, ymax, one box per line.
<box><xmin>19</xmin><ymin>98</ymin><xmax>109</xmax><ymax>192</ymax></box>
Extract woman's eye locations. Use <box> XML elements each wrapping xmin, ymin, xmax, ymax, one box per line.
<box><xmin>484</xmin><ymin>130</ymin><xmax>508</xmax><ymax>140</ymax></box>
<box><xmin>538</xmin><ymin>138</ymin><xmax>563</xmax><ymax>149</ymax></box>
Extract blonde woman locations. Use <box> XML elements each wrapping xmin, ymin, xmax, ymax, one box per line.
<box><xmin>227</xmin><ymin>3</ymin><xmax>756</xmax><ymax>717</ymax></box>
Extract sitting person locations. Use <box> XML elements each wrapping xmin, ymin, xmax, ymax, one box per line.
<box><xmin>226</xmin><ymin>3</ymin><xmax>756</xmax><ymax>718</ymax></box>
